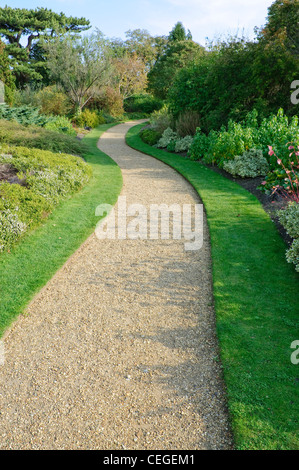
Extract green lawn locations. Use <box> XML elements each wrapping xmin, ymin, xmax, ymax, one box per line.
<box><xmin>0</xmin><ymin>123</ymin><xmax>123</xmax><ymax>338</ymax></box>
<box><xmin>126</xmin><ymin>123</ymin><xmax>299</xmax><ymax>450</ymax></box>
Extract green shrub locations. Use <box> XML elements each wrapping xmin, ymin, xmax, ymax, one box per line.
<box><xmin>35</xmin><ymin>86</ymin><xmax>71</xmax><ymax>116</ymax></box>
<box><xmin>0</xmin><ymin>119</ymin><xmax>87</xmax><ymax>156</ymax></box>
<box><xmin>223</xmin><ymin>149</ymin><xmax>269</xmax><ymax>178</ymax></box>
<box><xmin>174</xmin><ymin>135</ymin><xmax>193</xmax><ymax>153</ymax></box>
<box><xmin>257</xmin><ymin>109</ymin><xmax>299</xmax><ymax>167</ymax></box>
<box><xmin>140</xmin><ymin>128</ymin><xmax>162</xmax><ymax>146</ymax></box>
<box><xmin>156</xmin><ymin>127</ymin><xmax>178</xmax><ymax>148</ymax></box>
<box><xmin>210</xmin><ymin>120</ymin><xmax>256</xmax><ymax>167</ymax></box>
<box><xmin>124</xmin><ymin>93</ymin><xmax>163</xmax><ymax>114</ymax></box>
<box><xmin>188</xmin><ymin>109</ymin><xmax>299</xmax><ymax>170</ymax></box>
<box><xmin>44</xmin><ymin>115</ymin><xmax>76</xmax><ymax>136</ymax></box>
<box><xmin>74</xmin><ymin>109</ymin><xmax>102</xmax><ymax>128</ymax></box>
<box><xmin>0</xmin><ymin>181</ymin><xmax>52</xmax><ymax>230</ymax></box>
<box><xmin>0</xmin><ymin>104</ymin><xmax>50</xmax><ymax>127</ymax></box>
<box><xmin>188</xmin><ymin>128</ymin><xmax>218</xmax><ymax>161</ymax></box>
<box><xmin>166</xmin><ymin>141</ymin><xmax>176</xmax><ymax>152</ymax></box>
<box><xmin>175</xmin><ymin>110</ymin><xmax>200</xmax><ymax>137</ymax></box>
<box><xmin>149</xmin><ymin>105</ymin><xmax>173</xmax><ymax>134</ymax></box>
<box><xmin>0</xmin><ymin>144</ymin><xmax>92</xmax><ymax>252</ymax></box>
<box><xmin>278</xmin><ymin>202</ymin><xmax>299</xmax><ymax>272</ymax></box>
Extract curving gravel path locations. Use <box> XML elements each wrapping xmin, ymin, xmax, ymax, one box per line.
<box><xmin>0</xmin><ymin>121</ymin><xmax>233</xmax><ymax>450</ymax></box>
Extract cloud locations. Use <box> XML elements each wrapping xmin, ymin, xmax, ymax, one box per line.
<box><xmin>144</xmin><ymin>0</ymin><xmax>271</xmax><ymax>43</ymax></box>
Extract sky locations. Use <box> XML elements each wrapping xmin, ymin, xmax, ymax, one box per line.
<box><xmin>1</xmin><ymin>0</ymin><xmax>274</xmax><ymax>46</ymax></box>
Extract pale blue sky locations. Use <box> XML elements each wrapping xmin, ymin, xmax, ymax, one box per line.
<box><xmin>2</xmin><ymin>0</ymin><xmax>273</xmax><ymax>45</ymax></box>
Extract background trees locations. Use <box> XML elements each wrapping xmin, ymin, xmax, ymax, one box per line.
<box><xmin>43</xmin><ymin>32</ymin><xmax>112</xmax><ymax>114</ymax></box>
<box><xmin>167</xmin><ymin>0</ymin><xmax>299</xmax><ymax>133</ymax></box>
<box><xmin>147</xmin><ymin>22</ymin><xmax>204</xmax><ymax>100</ymax></box>
<box><xmin>0</xmin><ymin>1</ymin><xmax>297</xmax><ymax>127</ymax></box>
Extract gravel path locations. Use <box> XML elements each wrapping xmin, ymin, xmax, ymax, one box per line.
<box><xmin>0</xmin><ymin>121</ymin><xmax>233</xmax><ymax>450</ymax></box>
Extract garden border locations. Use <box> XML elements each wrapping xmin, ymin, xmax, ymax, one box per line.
<box><xmin>126</xmin><ymin>123</ymin><xmax>299</xmax><ymax>450</ymax></box>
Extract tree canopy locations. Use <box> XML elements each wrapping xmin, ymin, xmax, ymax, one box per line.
<box><xmin>147</xmin><ymin>22</ymin><xmax>204</xmax><ymax>99</ymax></box>
<box><xmin>0</xmin><ymin>6</ymin><xmax>90</xmax><ymax>87</ymax></box>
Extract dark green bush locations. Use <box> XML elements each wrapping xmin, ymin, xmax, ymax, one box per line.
<box><xmin>140</xmin><ymin>128</ymin><xmax>162</xmax><ymax>146</ymax></box>
<box><xmin>124</xmin><ymin>93</ymin><xmax>164</xmax><ymax>115</ymax></box>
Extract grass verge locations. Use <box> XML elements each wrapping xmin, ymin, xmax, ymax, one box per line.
<box><xmin>0</xmin><ymin>123</ymin><xmax>123</xmax><ymax>338</ymax></box>
<box><xmin>126</xmin><ymin>123</ymin><xmax>299</xmax><ymax>450</ymax></box>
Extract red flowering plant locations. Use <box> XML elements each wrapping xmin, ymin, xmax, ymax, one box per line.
<box><xmin>260</xmin><ymin>143</ymin><xmax>299</xmax><ymax>202</ymax></box>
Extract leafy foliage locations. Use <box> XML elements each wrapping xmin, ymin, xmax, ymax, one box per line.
<box><xmin>168</xmin><ymin>3</ymin><xmax>299</xmax><ymax>133</ymax></box>
<box><xmin>278</xmin><ymin>201</ymin><xmax>299</xmax><ymax>271</ymax></box>
<box><xmin>0</xmin><ymin>6</ymin><xmax>90</xmax><ymax>87</ymax></box>
<box><xmin>74</xmin><ymin>109</ymin><xmax>104</xmax><ymax>128</ymax></box>
<box><xmin>223</xmin><ymin>149</ymin><xmax>269</xmax><ymax>178</ymax></box>
<box><xmin>0</xmin><ymin>119</ymin><xmax>87</xmax><ymax>155</ymax></box>
<box><xmin>147</xmin><ymin>22</ymin><xmax>204</xmax><ymax>100</ymax></box>
<box><xmin>140</xmin><ymin>128</ymin><xmax>162</xmax><ymax>146</ymax></box>
<box><xmin>0</xmin><ymin>143</ymin><xmax>91</xmax><ymax>251</ymax></box>
<box><xmin>124</xmin><ymin>93</ymin><xmax>163</xmax><ymax>114</ymax></box>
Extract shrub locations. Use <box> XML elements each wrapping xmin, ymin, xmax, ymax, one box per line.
<box><xmin>156</xmin><ymin>128</ymin><xmax>178</xmax><ymax>148</ymax></box>
<box><xmin>0</xmin><ymin>104</ymin><xmax>50</xmax><ymax>127</ymax></box>
<box><xmin>140</xmin><ymin>128</ymin><xmax>162</xmax><ymax>146</ymax></box>
<box><xmin>175</xmin><ymin>110</ymin><xmax>200</xmax><ymax>137</ymax></box>
<box><xmin>278</xmin><ymin>202</ymin><xmax>299</xmax><ymax>272</ymax></box>
<box><xmin>175</xmin><ymin>135</ymin><xmax>194</xmax><ymax>153</ymax></box>
<box><xmin>93</xmin><ymin>87</ymin><xmax>124</xmax><ymax>117</ymax></box>
<box><xmin>74</xmin><ymin>109</ymin><xmax>101</xmax><ymax>128</ymax></box>
<box><xmin>13</xmin><ymin>86</ymin><xmax>39</xmax><ymax>107</ymax></box>
<box><xmin>44</xmin><ymin>115</ymin><xmax>76</xmax><ymax>136</ymax></box>
<box><xmin>188</xmin><ymin>128</ymin><xmax>218</xmax><ymax>161</ymax></box>
<box><xmin>0</xmin><ymin>207</ymin><xmax>27</xmax><ymax>251</ymax></box>
<box><xmin>0</xmin><ymin>144</ymin><xmax>92</xmax><ymax>251</ymax></box>
<box><xmin>261</xmin><ymin>144</ymin><xmax>299</xmax><ymax>202</ymax></box>
<box><xmin>149</xmin><ymin>105</ymin><xmax>173</xmax><ymax>134</ymax></box>
<box><xmin>223</xmin><ymin>149</ymin><xmax>269</xmax><ymax>178</ymax></box>
<box><xmin>167</xmin><ymin>141</ymin><xmax>176</xmax><ymax>152</ymax></box>
<box><xmin>124</xmin><ymin>93</ymin><xmax>163</xmax><ymax>114</ymax></box>
<box><xmin>0</xmin><ymin>119</ymin><xmax>87</xmax><ymax>156</ymax></box>
<box><xmin>210</xmin><ymin>120</ymin><xmax>256</xmax><ymax>167</ymax></box>
<box><xmin>278</xmin><ymin>202</ymin><xmax>299</xmax><ymax>240</ymax></box>
<box><xmin>257</xmin><ymin>109</ymin><xmax>299</xmax><ymax>167</ymax></box>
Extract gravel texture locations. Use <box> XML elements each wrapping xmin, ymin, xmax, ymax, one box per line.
<box><xmin>0</xmin><ymin>121</ymin><xmax>234</xmax><ymax>450</ymax></box>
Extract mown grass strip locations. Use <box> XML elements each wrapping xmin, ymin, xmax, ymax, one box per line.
<box><xmin>0</xmin><ymin>123</ymin><xmax>123</xmax><ymax>338</ymax></box>
<box><xmin>126</xmin><ymin>123</ymin><xmax>299</xmax><ymax>450</ymax></box>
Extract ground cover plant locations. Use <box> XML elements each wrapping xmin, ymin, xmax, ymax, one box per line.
<box><xmin>0</xmin><ymin>119</ymin><xmax>87</xmax><ymax>155</ymax></box>
<box><xmin>127</xmin><ymin>122</ymin><xmax>299</xmax><ymax>450</ymax></box>
<box><xmin>0</xmin><ymin>144</ymin><xmax>92</xmax><ymax>252</ymax></box>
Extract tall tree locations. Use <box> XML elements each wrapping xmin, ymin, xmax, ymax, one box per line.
<box><xmin>0</xmin><ymin>6</ymin><xmax>90</xmax><ymax>87</ymax></box>
<box><xmin>0</xmin><ymin>39</ymin><xmax>15</xmax><ymax>103</ymax></box>
<box><xmin>168</xmin><ymin>21</ymin><xmax>191</xmax><ymax>42</ymax></box>
<box><xmin>147</xmin><ymin>23</ymin><xmax>204</xmax><ymax>99</ymax></box>
<box><xmin>259</xmin><ymin>0</ymin><xmax>299</xmax><ymax>57</ymax></box>
<box><xmin>43</xmin><ymin>32</ymin><xmax>112</xmax><ymax>113</ymax></box>
<box><xmin>112</xmin><ymin>52</ymin><xmax>148</xmax><ymax>99</ymax></box>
